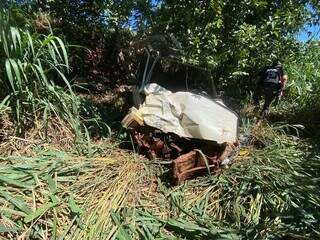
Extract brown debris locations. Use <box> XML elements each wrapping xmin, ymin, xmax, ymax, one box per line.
<box><xmin>130</xmin><ymin>126</ymin><xmax>238</xmax><ymax>185</ymax></box>
<box><xmin>173</xmin><ymin>151</ymin><xmax>219</xmax><ymax>185</ymax></box>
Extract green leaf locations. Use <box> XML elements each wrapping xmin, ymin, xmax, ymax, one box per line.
<box><xmin>5</xmin><ymin>59</ymin><xmax>16</xmax><ymax>93</ymax></box>
<box><xmin>0</xmin><ymin>190</ymin><xmax>32</xmax><ymax>214</ymax></box>
<box><xmin>0</xmin><ymin>175</ymin><xmax>30</xmax><ymax>188</ymax></box>
<box><xmin>68</xmin><ymin>195</ymin><xmax>83</xmax><ymax>215</ymax></box>
<box><xmin>24</xmin><ymin>202</ymin><xmax>58</xmax><ymax>223</ymax></box>
<box><xmin>8</xmin><ymin>59</ymin><xmax>22</xmax><ymax>89</ymax></box>
<box><xmin>26</xmin><ymin>32</ymin><xmax>35</xmax><ymax>57</ymax></box>
<box><xmin>0</xmin><ymin>224</ymin><xmax>20</xmax><ymax>233</ymax></box>
<box><xmin>10</xmin><ymin>26</ymin><xmax>21</xmax><ymax>52</ymax></box>
<box><xmin>47</xmin><ymin>175</ymin><xmax>57</xmax><ymax>194</ymax></box>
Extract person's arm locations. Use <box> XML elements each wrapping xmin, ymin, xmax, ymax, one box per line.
<box><xmin>281</xmin><ymin>74</ymin><xmax>288</xmax><ymax>88</ymax></box>
<box><xmin>279</xmin><ymin>67</ymin><xmax>288</xmax><ymax>88</ymax></box>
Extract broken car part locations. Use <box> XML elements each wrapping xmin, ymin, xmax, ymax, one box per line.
<box><xmin>122</xmin><ymin>84</ymin><xmax>239</xmax><ymax>184</ymax></box>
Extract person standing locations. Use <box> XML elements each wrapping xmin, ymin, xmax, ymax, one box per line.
<box><xmin>253</xmin><ymin>62</ymin><xmax>288</xmax><ymax>117</ymax></box>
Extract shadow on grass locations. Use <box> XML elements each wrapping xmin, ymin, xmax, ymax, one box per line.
<box><xmin>79</xmin><ymin>90</ymin><xmax>133</xmax><ymax>139</ymax></box>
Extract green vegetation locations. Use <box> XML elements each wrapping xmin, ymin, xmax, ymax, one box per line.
<box><xmin>117</xmin><ymin>125</ymin><xmax>320</xmax><ymax>239</ymax></box>
<box><xmin>284</xmin><ymin>42</ymin><xmax>320</xmax><ymax>121</ymax></box>
<box><xmin>0</xmin><ymin>146</ymin><xmax>144</xmax><ymax>239</ymax></box>
<box><xmin>0</xmin><ymin>10</ymin><xmax>81</xmax><ymax>138</ymax></box>
<box><xmin>1</xmin><ymin>123</ymin><xmax>319</xmax><ymax>239</ymax></box>
<box><xmin>0</xmin><ymin>1</ymin><xmax>319</xmax><ymax>239</ymax></box>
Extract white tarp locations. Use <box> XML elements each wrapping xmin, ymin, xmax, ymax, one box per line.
<box><xmin>139</xmin><ymin>83</ymin><xmax>239</xmax><ymax>143</ymax></box>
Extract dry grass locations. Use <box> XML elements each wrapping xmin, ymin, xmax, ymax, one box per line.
<box><xmin>114</xmin><ymin>122</ymin><xmax>320</xmax><ymax>239</ymax></box>
<box><xmin>0</xmin><ymin>117</ymin><xmax>76</xmax><ymax>156</ymax></box>
<box><xmin>0</xmin><ymin>144</ymin><xmax>146</xmax><ymax>240</ymax></box>
<box><xmin>0</xmin><ymin>119</ymin><xmax>319</xmax><ymax>240</ymax></box>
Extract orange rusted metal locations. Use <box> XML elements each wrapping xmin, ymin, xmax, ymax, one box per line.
<box><xmin>131</xmin><ymin>126</ymin><xmax>238</xmax><ymax>185</ymax></box>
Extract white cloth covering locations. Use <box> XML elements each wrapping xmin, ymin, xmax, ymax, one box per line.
<box><xmin>139</xmin><ymin>83</ymin><xmax>238</xmax><ymax>143</ymax></box>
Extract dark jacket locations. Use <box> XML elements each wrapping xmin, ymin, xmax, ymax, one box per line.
<box><xmin>259</xmin><ymin>65</ymin><xmax>284</xmax><ymax>85</ymax></box>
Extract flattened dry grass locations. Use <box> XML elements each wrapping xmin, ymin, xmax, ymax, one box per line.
<box><xmin>115</xmin><ymin>122</ymin><xmax>320</xmax><ymax>239</ymax></box>
<box><xmin>0</xmin><ymin>147</ymin><xmax>145</xmax><ymax>239</ymax></box>
<box><xmin>0</xmin><ymin>122</ymin><xmax>319</xmax><ymax>240</ymax></box>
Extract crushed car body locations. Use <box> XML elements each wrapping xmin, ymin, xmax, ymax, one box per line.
<box><xmin>123</xmin><ymin>41</ymin><xmax>239</xmax><ymax>184</ymax></box>
<box><xmin>122</xmin><ymin>83</ymin><xmax>239</xmax><ymax>185</ymax></box>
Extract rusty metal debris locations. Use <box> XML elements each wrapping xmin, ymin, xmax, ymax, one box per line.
<box><xmin>123</xmin><ymin>46</ymin><xmax>240</xmax><ymax>184</ymax></box>
<box><xmin>128</xmin><ymin>124</ymin><xmax>239</xmax><ymax>185</ymax></box>
<box><xmin>122</xmin><ymin>84</ymin><xmax>240</xmax><ymax>185</ymax></box>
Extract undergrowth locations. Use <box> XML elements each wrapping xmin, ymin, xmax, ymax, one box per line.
<box><xmin>279</xmin><ymin>42</ymin><xmax>320</xmax><ymax>123</ymax></box>
<box><xmin>0</xmin><ymin>10</ymin><xmax>82</xmax><ymax>139</ymax></box>
<box><xmin>0</xmin><ymin>121</ymin><xmax>319</xmax><ymax>239</ymax></box>
<box><xmin>115</xmin><ymin>122</ymin><xmax>320</xmax><ymax>239</ymax></box>
<box><xmin>0</xmin><ymin>144</ymin><xmax>144</xmax><ymax>239</ymax></box>
<box><xmin>0</xmin><ymin>9</ymin><xmax>112</xmax><ymax>151</ymax></box>
<box><xmin>0</xmin><ymin>5</ymin><xmax>319</xmax><ymax>240</ymax></box>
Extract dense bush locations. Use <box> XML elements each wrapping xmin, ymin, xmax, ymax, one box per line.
<box><xmin>284</xmin><ymin>42</ymin><xmax>320</xmax><ymax>121</ymax></box>
<box><xmin>1</xmin><ymin>1</ymin><xmax>319</xmax><ymax>134</ymax></box>
<box><xmin>5</xmin><ymin>1</ymin><xmax>318</xmax><ymax>95</ymax></box>
<box><xmin>0</xmin><ymin>10</ymin><xmax>81</xmax><ymax>137</ymax></box>
<box><xmin>152</xmin><ymin>1</ymin><xmax>314</xmax><ymax>91</ymax></box>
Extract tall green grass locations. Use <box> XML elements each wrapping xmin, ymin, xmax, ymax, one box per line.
<box><xmin>0</xmin><ymin>10</ymin><xmax>81</xmax><ymax>137</ymax></box>
<box><xmin>283</xmin><ymin>42</ymin><xmax>320</xmax><ymax>121</ymax></box>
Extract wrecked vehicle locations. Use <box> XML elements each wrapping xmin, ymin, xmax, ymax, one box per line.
<box><xmin>123</xmin><ymin>39</ymin><xmax>239</xmax><ymax>184</ymax></box>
